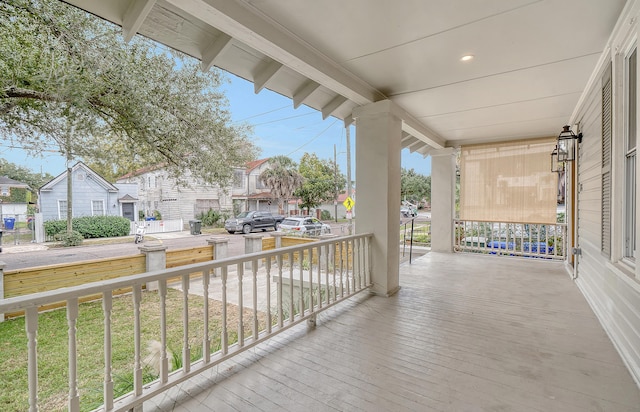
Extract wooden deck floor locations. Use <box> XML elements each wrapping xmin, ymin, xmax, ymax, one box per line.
<box><xmin>145</xmin><ymin>252</ymin><xmax>640</xmax><ymax>411</ymax></box>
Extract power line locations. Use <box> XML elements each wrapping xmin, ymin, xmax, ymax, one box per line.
<box><xmin>285</xmin><ymin>119</ymin><xmax>339</xmax><ymax>157</ymax></box>
<box><xmin>251</xmin><ymin>111</ymin><xmax>316</xmax><ymax>127</ymax></box>
<box><xmin>232</xmin><ymin>104</ymin><xmax>290</xmax><ymax>123</ymax></box>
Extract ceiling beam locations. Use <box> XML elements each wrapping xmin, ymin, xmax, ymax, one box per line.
<box><xmin>201</xmin><ymin>33</ymin><xmax>233</xmax><ymax>71</ymax></box>
<box><xmin>321</xmin><ymin>95</ymin><xmax>348</xmax><ymax>120</ymax></box>
<box><xmin>293</xmin><ymin>81</ymin><xmax>320</xmax><ymax>109</ymax></box>
<box><xmin>122</xmin><ymin>0</ymin><xmax>157</xmax><ymax>43</ymax></box>
<box><xmin>254</xmin><ymin>60</ymin><xmax>283</xmax><ymax>94</ymax></box>
<box><xmin>164</xmin><ymin>0</ymin><xmax>385</xmax><ymax>105</ymax></box>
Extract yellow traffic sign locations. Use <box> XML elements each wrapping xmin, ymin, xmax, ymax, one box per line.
<box><xmin>343</xmin><ymin>196</ymin><xmax>355</xmax><ymax>211</ymax></box>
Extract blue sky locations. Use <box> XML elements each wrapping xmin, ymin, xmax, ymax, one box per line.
<box><xmin>1</xmin><ymin>71</ymin><xmax>431</xmax><ymax>178</ymax></box>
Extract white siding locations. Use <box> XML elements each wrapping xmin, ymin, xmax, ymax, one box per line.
<box><xmin>573</xmin><ymin>2</ymin><xmax>640</xmax><ymax>386</ymax></box>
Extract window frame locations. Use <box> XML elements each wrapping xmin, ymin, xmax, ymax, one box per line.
<box><xmin>623</xmin><ymin>45</ymin><xmax>638</xmax><ymax>263</ymax></box>
<box><xmin>91</xmin><ymin>200</ymin><xmax>105</xmax><ymax>216</ymax></box>
<box><xmin>58</xmin><ymin>200</ymin><xmax>68</xmax><ymax>220</ymax></box>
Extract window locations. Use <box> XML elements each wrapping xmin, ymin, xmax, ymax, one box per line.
<box><xmin>233</xmin><ymin>170</ymin><xmax>244</xmax><ymax>189</ymax></box>
<box><xmin>624</xmin><ymin>48</ymin><xmax>637</xmax><ymax>260</ymax></box>
<box><xmin>92</xmin><ymin>200</ymin><xmax>105</xmax><ymax>216</ymax></box>
<box><xmin>58</xmin><ymin>200</ymin><xmax>68</xmax><ymax>219</ymax></box>
<box><xmin>255</xmin><ymin>175</ymin><xmax>266</xmax><ymax>189</ymax></box>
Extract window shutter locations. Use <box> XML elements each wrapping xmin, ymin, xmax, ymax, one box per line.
<box><xmin>602</xmin><ymin>62</ymin><xmax>612</xmax><ymax>257</ymax></box>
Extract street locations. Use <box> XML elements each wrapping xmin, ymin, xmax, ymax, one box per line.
<box><xmin>0</xmin><ymin>216</ymin><xmax>429</xmax><ymax>271</ymax></box>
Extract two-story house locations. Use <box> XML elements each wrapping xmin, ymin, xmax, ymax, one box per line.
<box><xmin>116</xmin><ymin>158</ymin><xmax>277</xmax><ymax>222</ymax></box>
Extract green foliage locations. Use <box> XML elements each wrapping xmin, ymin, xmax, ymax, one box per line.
<box><xmin>45</xmin><ymin>215</ymin><xmax>131</xmax><ymax>239</ymax></box>
<box><xmin>259</xmin><ymin>156</ymin><xmax>303</xmax><ymax>211</ymax></box>
<box><xmin>0</xmin><ymin>159</ymin><xmax>54</xmax><ymax>190</ymax></box>
<box><xmin>320</xmin><ymin>209</ymin><xmax>332</xmax><ymax>220</ymax></box>
<box><xmin>198</xmin><ymin>209</ymin><xmax>223</xmax><ymax>226</ymax></box>
<box><xmin>0</xmin><ymin>187</ymin><xmax>28</xmax><ymax>203</ymax></box>
<box><xmin>152</xmin><ymin>210</ymin><xmax>162</xmax><ymax>220</ymax></box>
<box><xmin>401</xmin><ymin>168</ymin><xmax>431</xmax><ymax>204</ymax></box>
<box><xmin>0</xmin><ymin>0</ymin><xmax>258</xmax><ymax>187</ymax></box>
<box><xmin>295</xmin><ymin>153</ymin><xmax>345</xmax><ymax>210</ymax></box>
<box><xmin>56</xmin><ymin>230</ymin><xmax>83</xmax><ymax>246</ymax></box>
<box><xmin>138</xmin><ymin>210</ymin><xmax>145</xmax><ymax>220</ymax></box>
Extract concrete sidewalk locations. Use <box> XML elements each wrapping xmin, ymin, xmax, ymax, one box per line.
<box><xmin>0</xmin><ymin>230</ymin><xmax>197</xmax><ymax>255</ymax></box>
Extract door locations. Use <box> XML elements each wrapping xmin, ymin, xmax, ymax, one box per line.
<box><xmin>122</xmin><ymin>203</ymin><xmax>135</xmax><ymax>221</ymax></box>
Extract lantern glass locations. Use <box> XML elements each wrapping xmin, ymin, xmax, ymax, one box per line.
<box><xmin>550</xmin><ymin>146</ymin><xmax>564</xmax><ymax>173</ymax></box>
<box><xmin>557</xmin><ymin>125</ymin><xmax>579</xmax><ymax>162</ymax></box>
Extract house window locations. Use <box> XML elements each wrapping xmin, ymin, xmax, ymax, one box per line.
<box><xmin>1</xmin><ymin>186</ymin><xmax>8</xmax><ymax>196</ymax></box>
<box><xmin>624</xmin><ymin>47</ymin><xmax>637</xmax><ymax>260</ymax></box>
<box><xmin>233</xmin><ymin>170</ymin><xmax>244</xmax><ymax>189</ymax></box>
<box><xmin>58</xmin><ymin>200</ymin><xmax>68</xmax><ymax>219</ymax></box>
<box><xmin>255</xmin><ymin>175</ymin><xmax>266</xmax><ymax>189</ymax></box>
<box><xmin>92</xmin><ymin>200</ymin><xmax>105</xmax><ymax>216</ymax></box>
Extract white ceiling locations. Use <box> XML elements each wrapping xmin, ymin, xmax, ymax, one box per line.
<box><xmin>62</xmin><ymin>0</ymin><xmax>627</xmax><ymax>154</ymax></box>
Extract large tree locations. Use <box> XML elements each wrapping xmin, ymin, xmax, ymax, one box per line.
<box><xmin>0</xmin><ymin>0</ymin><xmax>258</xmax><ymax>187</ymax></box>
<box><xmin>295</xmin><ymin>153</ymin><xmax>345</xmax><ymax>211</ymax></box>
<box><xmin>401</xmin><ymin>168</ymin><xmax>431</xmax><ymax>204</ymax></box>
<box><xmin>0</xmin><ymin>158</ymin><xmax>53</xmax><ymax>190</ymax></box>
<box><xmin>259</xmin><ymin>156</ymin><xmax>303</xmax><ymax>213</ymax></box>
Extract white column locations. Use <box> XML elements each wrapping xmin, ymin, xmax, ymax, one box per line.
<box><xmin>353</xmin><ymin>101</ymin><xmax>402</xmax><ymax>296</ymax></box>
<box><xmin>431</xmin><ymin>148</ymin><xmax>456</xmax><ymax>252</ymax></box>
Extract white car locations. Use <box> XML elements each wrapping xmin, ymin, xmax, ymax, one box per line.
<box><xmin>278</xmin><ymin>217</ymin><xmax>331</xmax><ymax>236</ymax></box>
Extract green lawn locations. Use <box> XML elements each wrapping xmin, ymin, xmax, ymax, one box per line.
<box><xmin>0</xmin><ymin>288</ymin><xmax>263</xmax><ymax>412</ymax></box>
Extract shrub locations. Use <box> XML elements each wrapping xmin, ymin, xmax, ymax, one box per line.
<box><xmin>56</xmin><ymin>230</ymin><xmax>84</xmax><ymax>247</ymax></box>
<box><xmin>320</xmin><ymin>210</ymin><xmax>331</xmax><ymax>220</ymax></box>
<box><xmin>197</xmin><ymin>209</ymin><xmax>222</xmax><ymax>226</ymax></box>
<box><xmin>44</xmin><ymin>216</ymin><xmax>131</xmax><ymax>239</ymax></box>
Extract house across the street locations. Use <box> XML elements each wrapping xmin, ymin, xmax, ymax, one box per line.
<box><xmin>39</xmin><ymin>162</ymin><xmax>139</xmax><ymax>221</ymax></box>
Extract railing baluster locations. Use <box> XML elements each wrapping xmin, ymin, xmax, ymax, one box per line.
<box><xmin>182</xmin><ymin>274</ymin><xmax>190</xmax><ymax>373</ymax></box>
<box><xmin>288</xmin><ymin>251</ymin><xmax>294</xmax><ymax>324</ymax></box>
<box><xmin>277</xmin><ymin>255</ymin><xmax>283</xmax><ymax>328</ymax></box>
<box><xmin>252</xmin><ymin>259</ymin><xmax>259</xmax><ymax>341</ymax></box>
<box><xmin>339</xmin><ymin>241</ymin><xmax>344</xmax><ymax>297</ymax></box>
<box><xmin>203</xmin><ymin>270</ymin><xmax>210</xmax><ymax>363</ymax></box>
<box><xmin>103</xmin><ymin>292</ymin><xmax>113</xmax><ymax>410</ymax></box>
<box><xmin>221</xmin><ymin>266</ymin><xmax>228</xmax><ymax>355</ymax></box>
<box><xmin>237</xmin><ymin>263</ymin><xmax>244</xmax><ymax>347</ymax></box>
<box><xmin>67</xmin><ymin>298</ymin><xmax>80</xmax><ymax>411</ymax></box>
<box><xmin>299</xmin><ymin>249</ymin><xmax>305</xmax><ymax>317</ymax></box>
<box><xmin>317</xmin><ymin>245</ymin><xmax>322</xmax><ymax>307</ymax></box>
<box><xmin>133</xmin><ymin>284</ymin><xmax>142</xmax><ymax>397</ymax></box>
<box><xmin>25</xmin><ymin>306</ymin><xmax>38</xmax><ymax>412</ymax></box>
<box><xmin>324</xmin><ymin>243</ymin><xmax>330</xmax><ymax>305</ymax></box>
<box><xmin>159</xmin><ymin>280</ymin><xmax>169</xmax><ymax>382</ymax></box>
<box><xmin>266</xmin><ymin>257</ymin><xmax>272</xmax><ymax>334</ymax></box>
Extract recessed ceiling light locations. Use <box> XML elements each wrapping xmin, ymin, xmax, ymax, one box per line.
<box><xmin>460</xmin><ymin>55</ymin><xmax>474</xmax><ymax>62</ymax></box>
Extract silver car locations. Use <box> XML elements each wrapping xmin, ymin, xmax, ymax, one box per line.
<box><xmin>278</xmin><ymin>217</ymin><xmax>331</xmax><ymax>237</ymax></box>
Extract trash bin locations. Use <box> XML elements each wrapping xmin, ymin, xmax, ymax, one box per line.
<box><xmin>3</xmin><ymin>217</ymin><xmax>15</xmax><ymax>230</ymax></box>
<box><xmin>189</xmin><ymin>219</ymin><xmax>202</xmax><ymax>235</ymax></box>
<box><xmin>145</xmin><ymin>217</ymin><xmax>156</xmax><ymax>221</ymax></box>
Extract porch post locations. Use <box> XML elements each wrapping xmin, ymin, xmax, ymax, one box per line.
<box><xmin>139</xmin><ymin>243</ymin><xmax>168</xmax><ymax>291</ymax></box>
<box><xmin>353</xmin><ymin>100</ymin><xmax>401</xmax><ymax>296</ymax></box>
<box><xmin>431</xmin><ymin>148</ymin><xmax>456</xmax><ymax>252</ymax></box>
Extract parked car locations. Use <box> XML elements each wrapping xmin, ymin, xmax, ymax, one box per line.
<box><xmin>401</xmin><ymin>205</ymin><xmax>417</xmax><ymax>218</ymax></box>
<box><xmin>278</xmin><ymin>217</ymin><xmax>331</xmax><ymax>237</ymax></box>
<box><xmin>224</xmin><ymin>211</ymin><xmax>284</xmax><ymax>234</ymax></box>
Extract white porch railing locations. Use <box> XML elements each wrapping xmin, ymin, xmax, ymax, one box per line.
<box><xmin>0</xmin><ymin>233</ymin><xmax>372</xmax><ymax>412</ymax></box>
<box><xmin>454</xmin><ymin>220</ymin><xmax>567</xmax><ymax>260</ymax></box>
